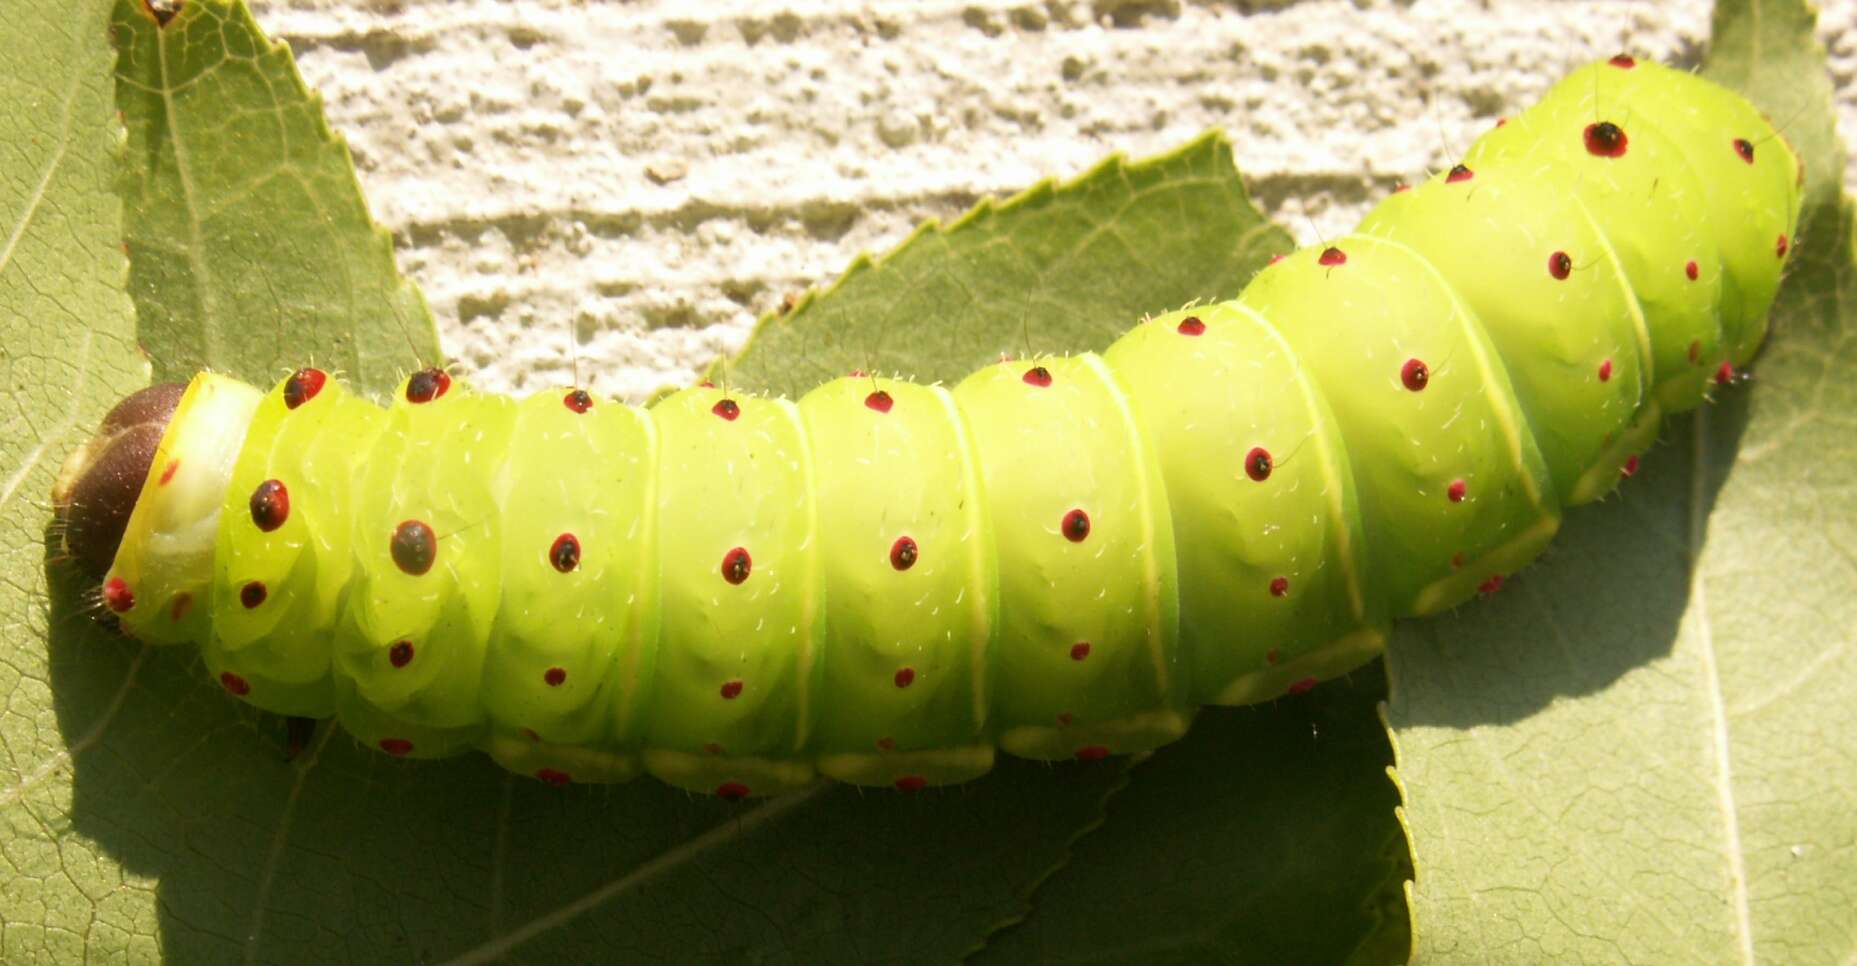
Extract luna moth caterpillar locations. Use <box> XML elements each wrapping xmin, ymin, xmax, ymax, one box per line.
<box><xmin>52</xmin><ymin>57</ymin><xmax>1801</xmax><ymax>800</ymax></box>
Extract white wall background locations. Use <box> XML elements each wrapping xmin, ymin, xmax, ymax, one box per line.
<box><xmin>246</xmin><ymin>0</ymin><xmax>1857</xmax><ymax>401</ymax></box>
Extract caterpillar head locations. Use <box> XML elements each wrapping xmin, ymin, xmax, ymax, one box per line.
<box><xmin>52</xmin><ymin>374</ymin><xmax>263</xmax><ymax>639</ymax></box>
<box><xmin>52</xmin><ymin>382</ymin><xmax>187</xmax><ymax>581</ymax></box>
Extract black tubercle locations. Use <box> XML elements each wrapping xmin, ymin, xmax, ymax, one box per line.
<box><xmin>55</xmin><ymin>383</ymin><xmax>187</xmax><ymax>581</ymax></box>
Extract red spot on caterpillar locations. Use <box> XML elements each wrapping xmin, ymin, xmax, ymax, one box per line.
<box><xmin>1598</xmin><ymin>359</ymin><xmax>1613</xmax><ymax>382</ymax></box>
<box><xmin>1286</xmin><ymin>677</ymin><xmax>1318</xmax><ymax>696</ymax></box>
<box><xmin>1401</xmin><ymin>358</ymin><xmax>1430</xmax><ymax>392</ymax></box>
<box><xmin>219</xmin><ymin>672</ymin><xmax>250</xmax><ymax>696</ymax></box>
<box><xmin>549</xmin><ymin>533</ymin><xmax>580</xmax><ymax>573</ymax></box>
<box><xmin>544</xmin><ymin>667</ymin><xmax>567</xmax><ymax>687</ymax></box>
<box><xmin>1478</xmin><ymin>574</ymin><xmax>1506</xmax><ymax>595</ymax></box>
<box><xmin>389</xmin><ymin>641</ymin><xmax>414</xmax><ymax>668</ymax></box>
<box><xmin>1776</xmin><ymin>235</ymin><xmax>1790</xmax><ymax>258</ymax></box>
<box><xmin>405</xmin><ymin>367</ymin><xmax>451</xmax><ymax>403</ymax></box>
<box><xmin>1266</xmin><ymin>648</ymin><xmax>1279</xmax><ymax>665</ymax></box>
<box><xmin>1715</xmin><ymin>361</ymin><xmax>1735</xmax><ymax>385</ymax></box>
<box><xmin>721</xmin><ymin>546</ymin><xmax>751</xmax><ymax>584</ymax></box>
<box><xmin>715</xmin><ymin>782</ymin><xmax>751</xmax><ymax>800</ymax></box>
<box><xmin>239</xmin><ymin>581</ymin><xmax>267</xmax><ymax>609</ymax></box>
<box><xmin>379</xmin><ymin>738</ymin><xmax>414</xmax><ymax>756</ymax></box>
<box><xmin>1061</xmin><ymin>508</ymin><xmax>1091</xmax><ymax>542</ymax></box>
<box><xmin>1495</xmin><ymin>117</ymin><xmax>1508</xmax><ymax>128</ymax></box>
<box><xmin>1245</xmin><ymin>446</ymin><xmax>1273</xmax><ymax>482</ymax></box>
<box><xmin>169</xmin><ymin>593</ymin><xmax>192</xmax><ymax>622</ymax></box>
<box><xmin>1549</xmin><ymin>251</ymin><xmax>1573</xmax><ymax>280</ymax></box>
<box><xmin>1447</xmin><ymin>479</ymin><xmax>1468</xmax><ymax>503</ymax></box>
<box><xmin>158</xmin><ymin>459</ymin><xmax>179</xmax><ymax>486</ymax></box>
<box><xmin>103</xmin><ymin>577</ymin><xmax>133</xmax><ymax>612</ymax></box>
<box><xmin>563</xmin><ymin>389</ymin><xmax>593</xmax><ymax>413</ymax></box>
<box><xmin>1069</xmin><ymin>642</ymin><xmax>1091</xmax><ymax>661</ymax></box>
<box><xmin>711</xmin><ymin>398</ymin><xmax>740</xmax><ymax>421</ymax></box>
<box><xmin>889</xmin><ymin>536</ymin><xmax>917</xmax><ymax>571</ymax></box>
<box><xmin>1023</xmin><ymin>365</ymin><xmax>1053</xmax><ymax>387</ymax></box>
<box><xmin>1075</xmin><ymin>745</ymin><xmax>1109</xmax><ymax>761</ymax></box>
<box><xmin>1583</xmin><ymin>121</ymin><xmax>1628</xmax><ymax>158</ymax></box>
<box><xmin>1686</xmin><ymin>260</ymin><xmax>1700</xmax><ymax>281</ymax></box>
<box><xmin>720</xmin><ymin>680</ymin><xmax>743</xmax><ymax>699</ymax></box>
<box><xmin>864</xmin><ymin>390</ymin><xmax>893</xmax><ymax>413</ymax></box>
<box><xmin>1318</xmin><ymin>246</ymin><xmax>1347</xmax><ymax>267</ymax></box>
<box><xmin>1688</xmin><ymin>340</ymin><xmax>1702</xmax><ymax>364</ymax></box>
<box><xmin>1176</xmin><ymin>315</ymin><xmax>1205</xmax><ymax>336</ymax></box>
<box><xmin>391</xmin><ymin>520</ymin><xmax>437</xmax><ymax>576</ymax></box>
<box><xmin>1608</xmin><ymin>54</ymin><xmax>1636</xmax><ymax>68</ymax></box>
<box><xmin>875</xmin><ymin>736</ymin><xmax>895</xmax><ymax>751</ymax></box>
<box><xmin>1267</xmin><ymin>254</ymin><xmax>1285</xmax><ymax>265</ymax></box>
<box><xmin>1392</xmin><ymin>182</ymin><xmax>1411</xmax><ymax>193</ymax></box>
<box><xmin>848</xmin><ymin>370</ymin><xmax>866</xmax><ymax>378</ymax></box>
<box><xmin>1446</xmin><ymin>164</ymin><xmax>1473</xmax><ymax>183</ymax></box>
<box><xmin>894</xmin><ymin>667</ymin><xmax>915</xmax><ymax>688</ymax></box>
<box><xmin>698</xmin><ymin>381</ymin><xmax>715</xmax><ymax>389</ymax></box>
<box><xmin>1733</xmin><ymin>138</ymin><xmax>1755</xmax><ymax>164</ymax></box>
<box><xmin>1269</xmin><ymin>577</ymin><xmax>1289</xmax><ymax>597</ymax></box>
<box><xmin>1621</xmin><ymin>455</ymin><xmax>1640</xmax><ymax>478</ymax></box>
<box><xmin>283</xmin><ymin>368</ymin><xmax>326</xmax><ymax>409</ymax></box>
<box><xmin>536</xmin><ymin>768</ymin><xmax>571</xmax><ymax>786</ymax></box>
<box><xmin>250</xmin><ymin>479</ymin><xmax>289</xmax><ymax>532</ymax></box>
<box><xmin>894</xmin><ymin>775</ymin><xmax>927</xmax><ymax>792</ymax></box>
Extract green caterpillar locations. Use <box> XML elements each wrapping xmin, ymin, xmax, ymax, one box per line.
<box><xmin>54</xmin><ymin>57</ymin><xmax>1800</xmax><ymax>799</ymax></box>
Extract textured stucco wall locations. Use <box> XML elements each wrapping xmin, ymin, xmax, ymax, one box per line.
<box><xmin>247</xmin><ymin>0</ymin><xmax>1857</xmax><ymax>401</ymax></box>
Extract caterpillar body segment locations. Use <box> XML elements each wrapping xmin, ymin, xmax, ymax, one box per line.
<box><xmin>70</xmin><ymin>59</ymin><xmax>1801</xmax><ymax>797</ymax></box>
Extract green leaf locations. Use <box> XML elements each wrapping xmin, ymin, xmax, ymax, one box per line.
<box><xmin>1385</xmin><ymin>2</ymin><xmax>1857</xmax><ymax>961</ymax></box>
<box><xmin>112</xmin><ymin>0</ymin><xmax>438</xmax><ymax>394</ymax></box>
<box><xmin>0</xmin><ymin>0</ymin><xmax>146</xmax><ymax>963</ymax></box>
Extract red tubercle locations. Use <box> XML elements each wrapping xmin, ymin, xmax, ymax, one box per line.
<box><xmin>158</xmin><ymin>459</ymin><xmax>179</xmax><ymax>486</ymax></box>
<box><xmin>1715</xmin><ymin>361</ymin><xmax>1736</xmax><ymax>386</ymax></box>
<box><xmin>169</xmin><ymin>593</ymin><xmax>192</xmax><ymax>622</ymax></box>
<box><xmin>720</xmin><ymin>680</ymin><xmax>743</xmax><ymax>700</ymax></box>
<box><xmin>1446</xmin><ymin>164</ymin><xmax>1473</xmax><ymax>183</ymax></box>
<box><xmin>1777</xmin><ymin>235</ymin><xmax>1790</xmax><ymax>258</ymax></box>
<box><xmin>549</xmin><ymin>533</ymin><xmax>581</xmax><ymax>573</ymax></box>
<box><xmin>1176</xmin><ymin>315</ymin><xmax>1205</xmax><ymax>336</ymax></box>
<box><xmin>1244</xmin><ymin>446</ymin><xmax>1273</xmax><ymax>482</ymax></box>
<box><xmin>1685</xmin><ymin>260</ymin><xmax>1700</xmax><ymax>281</ymax></box>
<box><xmin>283</xmin><ymin>367</ymin><xmax>327</xmax><ymax>409</ymax></box>
<box><xmin>1583</xmin><ymin>121</ymin><xmax>1628</xmax><ymax>158</ymax></box>
<box><xmin>1061</xmin><ymin>508</ymin><xmax>1091</xmax><ymax>542</ymax></box>
<box><xmin>544</xmin><ymin>667</ymin><xmax>567</xmax><ymax>687</ymax></box>
<box><xmin>1478</xmin><ymin>574</ymin><xmax>1506</xmax><ymax>595</ymax></box>
<box><xmin>1598</xmin><ymin>359</ymin><xmax>1613</xmax><ymax>383</ymax></box>
<box><xmin>1621</xmin><ymin>455</ymin><xmax>1640</xmax><ymax>478</ymax></box>
<box><xmin>1074</xmin><ymin>745</ymin><xmax>1109</xmax><ymax>761</ymax></box>
<box><xmin>563</xmin><ymin>389</ymin><xmax>593</xmax><ymax>413</ymax></box>
<box><xmin>379</xmin><ymin>738</ymin><xmax>414</xmax><ymax>757</ymax></box>
<box><xmin>536</xmin><ymin>768</ymin><xmax>572</xmax><ymax>787</ymax></box>
<box><xmin>1401</xmin><ymin>358</ymin><xmax>1430</xmax><ymax>392</ymax></box>
<box><xmin>1269</xmin><ymin>577</ymin><xmax>1289</xmax><ymax>597</ymax></box>
<box><xmin>715</xmin><ymin>782</ymin><xmax>751</xmax><ymax>800</ymax></box>
<box><xmin>1608</xmin><ymin>54</ymin><xmax>1636</xmax><ymax>68</ymax></box>
<box><xmin>1069</xmin><ymin>642</ymin><xmax>1091</xmax><ymax>661</ymax></box>
<box><xmin>249</xmin><ymin>479</ymin><xmax>289</xmax><ymax>532</ymax></box>
<box><xmin>894</xmin><ymin>667</ymin><xmax>916</xmax><ymax>688</ymax></box>
<box><xmin>1447</xmin><ymin>479</ymin><xmax>1467</xmax><ymax>503</ymax></box>
<box><xmin>389</xmin><ymin>640</ymin><xmax>414</xmax><ymax>668</ymax></box>
<box><xmin>405</xmin><ymin>367</ymin><xmax>451</xmax><ymax>404</ymax></box>
<box><xmin>1392</xmin><ymin>182</ymin><xmax>1411</xmax><ymax>193</ymax></box>
<box><xmin>1318</xmin><ymin>247</ymin><xmax>1347</xmax><ymax>267</ymax></box>
<box><xmin>390</xmin><ymin>520</ymin><xmax>437</xmax><ymax>576</ymax></box>
<box><xmin>1267</xmin><ymin>254</ymin><xmax>1286</xmax><ymax>265</ymax></box>
<box><xmin>102</xmin><ymin>577</ymin><xmax>134</xmax><ymax>613</ymax></box>
<box><xmin>894</xmin><ymin>775</ymin><xmax>927</xmax><ymax>792</ymax></box>
<box><xmin>239</xmin><ymin>581</ymin><xmax>267</xmax><ymax>609</ymax></box>
<box><xmin>889</xmin><ymin>535</ymin><xmax>917</xmax><ymax>571</ymax></box>
<box><xmin>712</xmin><ymin>398</ymin><xmax>741</xmax><ymax>421</ymax></box>
<box><xmin>865</xmin><ymin>390</ymin><xmax>893</xmax><ymax>413</ymax></box>
<box><xmin>1285</xmin><ymin>677</ymin><xmax>1318</xmax><ymax>696</ymax></box>
<box><xmin>1733</xmin><ymin>138</ymin><xmax>1755</xmax><ymax>164</ymax></box>
<box><xmin>1022</xmin><ymin>366</ymin><xmax>1053</xmax><ymax>387</ymax></box>
<box><xmin>1548</xmin><ymin>251</ymin><xmax>1573</xmax><ymax>280</ymax></box>
<box><xmin>721</xmin><ymin>546</ymin><xmax>752</xmax><ymax>584</ymax></box>
<box><xmin>219</xmin><ymin>672</ymin><xmax>251</xmax><ymax>696</ymax></box>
